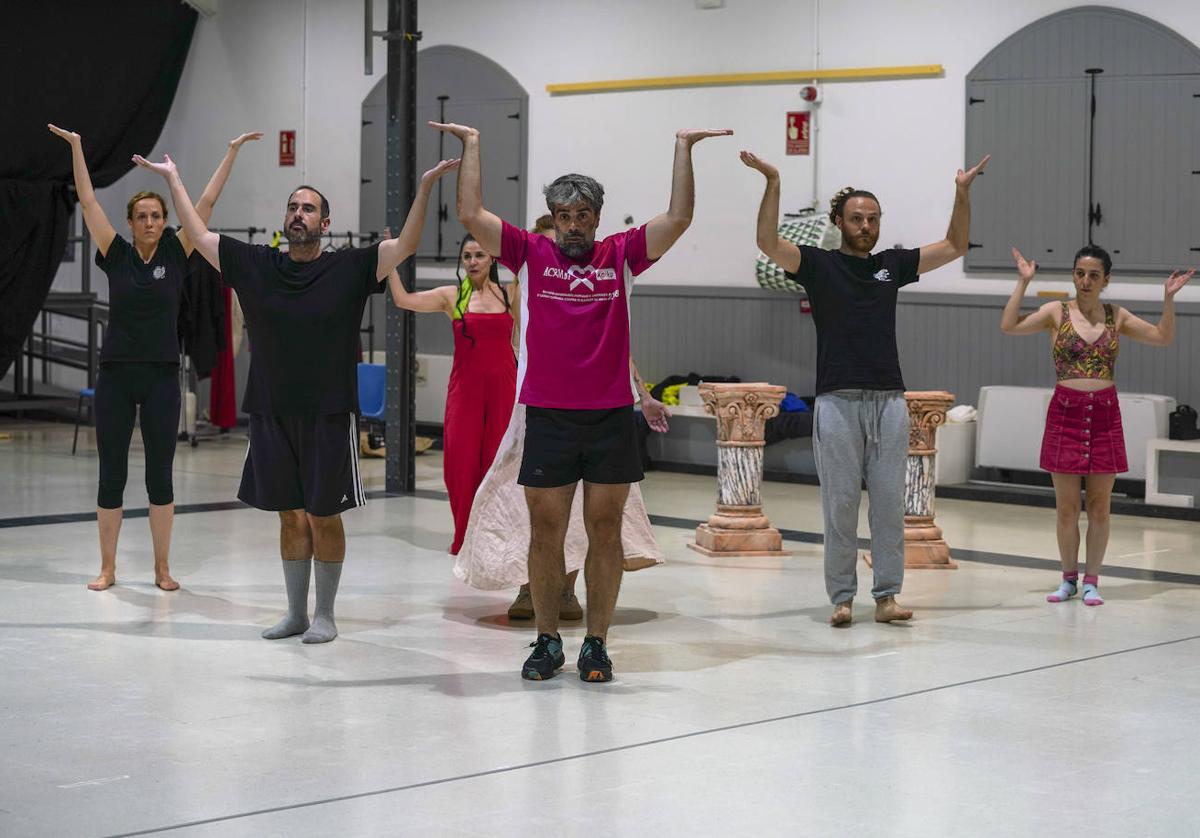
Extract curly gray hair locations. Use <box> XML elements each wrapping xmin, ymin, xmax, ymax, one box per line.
<box><xmin>543</xmin><ymin>173</ymin><xmax>605</xmax><ymax>215</ymax></box>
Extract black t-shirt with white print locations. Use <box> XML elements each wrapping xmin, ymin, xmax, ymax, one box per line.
<box><xmin>785</xmin><ymin>245</ymin><xmax>920</xmax><ymax>396</ymax></box>
<box><xmin>217</xmin><ymin>236</ymin><xmax>383</xmax><ymax>415</ymax></box>
<box><xmin>95</xmin><ymin>228</ymin><xmax>187</xmax><ymax>364</ymax></box>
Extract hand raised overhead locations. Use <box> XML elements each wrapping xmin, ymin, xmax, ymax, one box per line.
<box><xmin>676</xmin><ymin>128</ymin><xmax>734</xmax><ymax>147</ymax></box>
<box><xmin>739</xmin><ymin>150</ymin><xmax>779</xmax><ymax>179</ymax></box>
<box><xmin>1165</xmin><ymin>268</ymin><xmax>1195</xmax><ymax>299</ymax></box>
<box><xmin>956</xmin><ymin>154</ymin><xmax>991</xmax><ymax>190</ymax></box>
<box><xmin>229</xmin><ymin>132</ymin><xmax>264</xmax><ymax>148</ymax></box>
<box><xmin>132</xmin><ymin>153</ymin><xmax>178</xmax><ymax>179</ymax></box>
<box><xmin>428</xmin><ymin>121</ymin><xmax>479</xmax><ymax>142</ymax></box>
<box><xmin>1011</xmin><ymin>247</ymin><xmax>1037</xmax><ymax>283</ymax></box>
<box><xmin>47</xmin><ymin>124</ymin><xmax>81</xmax><ymax>145</ymax></box>
<box><xmin>421</xmin><ymin>158</ymin><xmax>461</xmax><ymax>183</ymax></box>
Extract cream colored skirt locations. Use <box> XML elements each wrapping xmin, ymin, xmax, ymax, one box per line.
<box><xmin>453</xmin><ymin>404</ymin><xmax>662</xmax><ymax>590</ymax></box>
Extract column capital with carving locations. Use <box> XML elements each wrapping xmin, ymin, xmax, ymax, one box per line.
<box><xmin>905</xmin><ymin>390</ymin><xmax>955</xmax><ymax>456</ymax></box>
<box><xmin>700</xmin><ymin>382</ymin><xmax>787</xmax><ymax>445</ymax></box>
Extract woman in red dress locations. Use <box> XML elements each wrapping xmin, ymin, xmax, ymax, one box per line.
<box><xmin>387</xmin><ymin>234</ymin><xmax>517</xmax><ymax>554</ymax></box>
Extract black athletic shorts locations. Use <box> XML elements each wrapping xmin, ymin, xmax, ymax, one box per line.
<box><xmin>519</xmin><ymin>405</ymin><xmax>644</xmax><ymax>488</ymax></box>
<box><xmin>239</xmin><ymin>413</ymin><xmax>366</xmax><ymax>516</ymax></box>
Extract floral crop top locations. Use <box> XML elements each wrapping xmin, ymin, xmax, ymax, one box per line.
<box><xmin>1053</xmin><ymin>302</ymin><xmax>1119</xmax><ymax>381</ymax></box>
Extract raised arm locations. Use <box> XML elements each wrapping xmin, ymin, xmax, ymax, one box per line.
<box><xmin>177</xmin><ymin>132</ymin><xmax>262</xmax><ymax>256</ymax></box>
<box><xmin>132</xmin><ymin>154</ymin><xmax>220</xmax><ymax>271</ymax></box>
<box><xmin>378</xmin><ymin>227</ymin><xmax>457</xmax><ymax>315</ymax></box>
<box><xmin>644</xmin><ymin>128</ymin><xmax>733</xmax><ymax>260</ymax></box>
<box><xmin>1116</xmin><ymin>269</ymin><xmax>1195</xmax><ymax>346</ymax></box>
<box><xmin>385</xmin><ymin>270</ymin><xmax>457</xmax><ymax>315</ymax></box>
<box><xmin>1000</xmin><ymin>247</ymin><xmax>1058</xmax><ymax>336</ymax></box>
<box><xmin>377</xmin><ymin>157</ymin><xmax>460</xmax><ymax>279</ymax></box>
<box><xmin>429</xmin><ymin>122</ymin><xmax>502</xmax><ymax>255</ymax></box>
<box><xmin>918</xmin><ymin>154</ymin><xmax>991</xmax><ymax>274</ymax></box>
<box><xmin>739</xmin><ymin>151</ymin><xmax>801</xmax><ymax>274</ymax></box>
<box><xmin>47</xmin><ymin>125</ymin><xmax>117</xmax><ymax>257</ymax></box>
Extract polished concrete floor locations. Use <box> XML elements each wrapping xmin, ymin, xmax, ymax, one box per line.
<box><xmin>2</xmin><ymin>419</ymin><xmax>1199</xmax><ymax>837</ymax></box>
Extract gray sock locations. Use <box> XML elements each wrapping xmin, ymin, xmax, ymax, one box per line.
<box><xmin>302</xmin><ymin>560</ymin><xmax>342</xmax><ymax>644</ymax></box>
<box><xmin>261</xmin><ymin>558</ymin><xmax>311</xmax><ymax>640</ymax></box>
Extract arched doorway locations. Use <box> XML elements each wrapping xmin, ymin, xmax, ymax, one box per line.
<box><xmin>964</xmin><ymin>7</ymin><xmax>1200</xmax><ymax>273</ymax></box>
<box><xmin>359</xmin><ymin>46</ymin><xmax>529</xmax><ymax>262</ymax></box>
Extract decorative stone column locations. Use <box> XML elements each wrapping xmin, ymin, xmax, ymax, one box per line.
<box><xmin>688</xmin><ymin>383</ymin><xmax>791</xmax><ymax>557</ymax></box>
<box><xmin>903</xmin><ymin>391</ymin><xmax>957</xmax><ymax>569</ymax></box>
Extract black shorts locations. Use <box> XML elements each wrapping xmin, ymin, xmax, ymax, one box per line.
<box><xmin>239</xmin><ymin>413</ymin><xmax>366</xmax><ymax>516</ymax></box>
<box><xmin>519</xmin><ymin>405</ymin><xmax>644</xmax><ymax>488</ymax></box>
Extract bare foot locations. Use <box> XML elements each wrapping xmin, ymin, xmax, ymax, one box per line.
<box><xmin>875</xmin><ymin>596</ymin><xmax>913</xmax><ymax>623</ymax></box>
<box><xmin>155</xmin><ymin>571</ymin><xmax>180</xmax><ymax>591</ymax></box>
<box><xmin>87</xmin><ymin>573</ymin><xmax>116</xmax><ymax>591</ymax></box>
<box><xmin>829</xmin><ymin>600</ymin><xmax>853</xmax><ymax>626</ymax></box>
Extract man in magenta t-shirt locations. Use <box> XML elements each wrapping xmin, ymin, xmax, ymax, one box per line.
<box><xmin>434</xmin><ymin>120</ymin><xmax>731</xmax><ymax>682</ymax></box>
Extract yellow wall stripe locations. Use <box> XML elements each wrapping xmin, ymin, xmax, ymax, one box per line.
<box><xmin>546</xmin><ymin>64</ymin><xmax>944</xmax><ymax>95</ymax></box>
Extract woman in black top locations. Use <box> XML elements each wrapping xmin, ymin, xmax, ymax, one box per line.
<box><xmin>48</xmin><ymin>124</ymin><xmax>260</xmax><ymax>591</ymax></box>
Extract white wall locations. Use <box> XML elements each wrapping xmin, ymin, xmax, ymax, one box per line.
<box><xmin>67</xmin><ymin>0</ymin><xmax>1200</xmax><ymax>305</ymax></box>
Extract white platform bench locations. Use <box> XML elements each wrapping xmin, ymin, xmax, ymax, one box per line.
<box><xmin>1145</xmin><ymin>439</ymin><xmax>1200</xmax><ymax>508</ymax></box>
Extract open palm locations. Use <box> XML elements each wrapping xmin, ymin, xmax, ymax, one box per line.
<box><xmin>1011</xmin><ymin>247</ymin><xmax>1037</xmax><ymax>282</ymax></box>
<box><xmin>132</xmin><ymin>153</ymin><xmax>177</xmax><ymax>179</ymax></box>
<box><xmin>739</xmin><ymin>150</ymin><xmax>778</xmax><ymax>179</ymax></box>
<box><xmin>1165</xmin><ymin>268</ymin><xmax>1195</xmax><ymax>299</ymax></box>
<box><xmin>956</xmin><ymin>154</ymin><xmax>991</xmax><ymax>189</ymax></box>
<box><xmin>421</xmin><ymin>158</ymin><xmax>460</xmax><ymax>183</ymax></box>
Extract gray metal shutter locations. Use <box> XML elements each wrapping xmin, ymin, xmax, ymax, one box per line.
<box><xmin>1091</xmin><ymin>75</ymin><xmax>1200</xmax><ymax>272</ymax></box>
<box><xmin>965</xmin><ymin>79</ymin><xmax>1089</xmax><ymax>271</ymax></box>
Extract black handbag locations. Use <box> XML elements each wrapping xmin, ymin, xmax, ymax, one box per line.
<box><xmin>1169</xmin><ymin>404</ymin><xmax>1200</xmax><ymax>440</ymax></box>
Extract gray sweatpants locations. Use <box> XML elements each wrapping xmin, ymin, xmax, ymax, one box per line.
<box><xmin>812</xmin><ymin>389</ymin><xmax>908</xmax><ymax>604</ymax></box>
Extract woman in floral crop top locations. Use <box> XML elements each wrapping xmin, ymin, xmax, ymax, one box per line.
<box><xmin>1001</xmin><ymin>245</ymin><xmax>1193</xmax><ymax>606</ymax></box>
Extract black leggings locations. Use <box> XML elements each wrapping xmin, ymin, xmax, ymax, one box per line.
<box><xmin>94</xmin><ymin>362</ymin><xmax>181</xmax><ymax>509</ymax></box>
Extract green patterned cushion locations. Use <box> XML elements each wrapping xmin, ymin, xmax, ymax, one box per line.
<box><xmin>755</xmin><ymin>211</ymin><xmax>838</xmax><ymax>293</ymax></box>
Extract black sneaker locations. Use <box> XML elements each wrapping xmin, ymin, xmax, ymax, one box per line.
<box><xmin>522</xmin><ymin>632</ymin><xmax>564</xmax><ymax>680</ymax></box>
<box><xmin>577</xmin><ymin>635</ymin><xmax>613</xmax><ymax>683</ymax></box>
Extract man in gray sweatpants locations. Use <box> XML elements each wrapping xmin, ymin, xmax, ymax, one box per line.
<box><xmin>740</xmin><ymin>149</ymin><xmax>989</xmax><ymax>625</ymax></box>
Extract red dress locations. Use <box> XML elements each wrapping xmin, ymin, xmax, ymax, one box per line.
<box><xmin>443</xmin><ymin>311</ymin><xmax>516</xmax><ymax>554</ymax></box>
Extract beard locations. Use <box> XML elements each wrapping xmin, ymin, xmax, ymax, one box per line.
<box><xmin>556</xmin><ymin>232</ymin><xmax>593</xmax><ymax>259</ymax></box>
<box><xmin>285</xmin><ymin>222</ymin><xmax>321</xmax><ymax>247</ymax></box>
<box><xmin>846</xmin><ymin>231</ymin><xmax>878</xmax><ymax>253</ymax></box>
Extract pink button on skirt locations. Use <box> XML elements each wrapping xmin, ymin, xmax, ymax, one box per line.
<box><xmin>1039</xmin><ymin>384</ymin><xmax>1127</xmax><ymax>475</ymax></box>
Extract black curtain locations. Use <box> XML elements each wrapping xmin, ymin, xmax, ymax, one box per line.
<box><xmin>0</xmin><ymin>1</ymin><xmax>198</xmax><ymax>381</ymax></box>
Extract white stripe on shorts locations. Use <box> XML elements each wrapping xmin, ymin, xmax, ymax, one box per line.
<box><xmin>347</xmin><ymin>413</ymin><xmax>365</xmax><ymax>506</ymax></box>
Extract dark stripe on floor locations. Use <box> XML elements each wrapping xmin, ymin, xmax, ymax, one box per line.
<box><xmin>101</xmin><ymin>632</ymin><xmax>1200</xmax><ymax>837</ymax></box>
<box><xmin>5</xmin><ymin>489</ymin><xmax>1199</xmax><ymax>586</ymax></box>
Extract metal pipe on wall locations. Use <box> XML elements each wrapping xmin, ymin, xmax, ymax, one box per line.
<box><xmin>810</xmin><ymin>0</ymin><xmax>821</xmax><ymax>210</ymax></box>
<box><xmin>384</xmin><ymin>0</ymin><xmax>418</xmax><ymax>493</ymax></box>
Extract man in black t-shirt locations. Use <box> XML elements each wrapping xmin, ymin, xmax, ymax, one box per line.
<box><xmin>136</xmin><ymin>152</ymin><xmax>458</xmax><ymax>643</ymax></box>
<box><xmin>741</xmin><ymin>149</ymin><xmax>989</xmax><ymax>627</ymax></box>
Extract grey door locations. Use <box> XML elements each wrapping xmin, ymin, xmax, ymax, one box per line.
<box><xmin>359</xmin><ymin>103</ymin><xmax>387</xmax><ymax>240</ymax></box>
<box><xmin>965</xmin><ymin>79</ymin><xmax>1090</xmax><ymax>271</ymax></box>
<box><xmin>414</xmin><ymin>98</ymin><xmax>524</xmax><ymax>262</ymax></box>
<box><xmin>359</xmin><ymin>99</ymin><xmax>524</xmax><ymax>263</ymax></box>
<box><xmin>1091</xmin><ymin>75</ymin><xmax>1200</xmax><ymax>272</ymax></box>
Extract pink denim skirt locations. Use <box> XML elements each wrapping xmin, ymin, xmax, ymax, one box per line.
<box><xmin>1039</xmin><ymin>384</ymin><xmax>1127</xmax><ymax>475</ymax></box>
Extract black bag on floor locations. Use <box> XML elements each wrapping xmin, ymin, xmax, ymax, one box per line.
<box><xmin>1168</xmin><ymin>404</ymin><xmax>1200</xmax><ymax>440</ymax></box>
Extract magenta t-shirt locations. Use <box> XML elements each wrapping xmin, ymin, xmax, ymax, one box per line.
<box><xmin>500</xmin><ymin>220</ymin><xmax>656</xmax><ymax>409</ymax></box>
